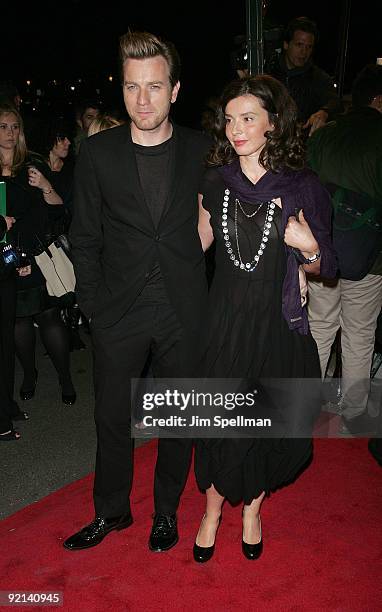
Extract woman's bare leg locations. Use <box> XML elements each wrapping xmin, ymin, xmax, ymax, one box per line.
<box><xmin>242</xmin><ymin>491</ymin><xmax>265</xmax><ymax>544</ymax></box>
<box><xmin>195</xmin><ymin>484</ymin><xmax>224</xmax><ymax>547</ymax></box>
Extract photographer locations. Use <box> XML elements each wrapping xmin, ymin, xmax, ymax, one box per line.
<box><xmin>0</xmin><ymin>214</ymin><xmax>31</xmax><ymax>441</ymax></box>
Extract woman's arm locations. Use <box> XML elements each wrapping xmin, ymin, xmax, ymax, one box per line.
<box><xmin>284</xmin><ymin>209</ymin><xmax>321</xmax><ymax>275</ymax></box>
<box><xmin>198</xmin><ymin>193</ymin><xmax>214</xmax><ymax>252</ymax></box>
<box><xmin>0</xmin><ymin>215</ymin><xmax>15</xmax><ymax>239</ymax></box>
<box><xmin>27</xmin><ymin>166</ymin><xmax>63</xmax><ymax>206</ymax></box>
<box><xmin>288</xmin><ymin>173</ymin><xmax>338</xmax><ymax>279</ymax></box>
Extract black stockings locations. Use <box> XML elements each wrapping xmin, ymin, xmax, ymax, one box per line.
<box><xmin>15</xmin><ymin>307</ymin><xmax>74</xmax><ymax>395</ymax></box>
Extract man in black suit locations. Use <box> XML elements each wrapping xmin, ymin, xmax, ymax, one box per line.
<box><xmin>64</xmin><ymin>31</ymin><xmax>209</xmax><ymax>551</ymax></box>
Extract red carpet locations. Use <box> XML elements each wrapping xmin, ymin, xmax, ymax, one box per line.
<box><xmin>1</xmin><ymin>439</ymin><xmax>381</xmax><ymax>611</ymax></box>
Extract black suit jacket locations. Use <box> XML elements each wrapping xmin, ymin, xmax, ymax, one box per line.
<box><xmin>70</xmin><ymin>123</ymin><xmax>210</xmax><ymax>330</ymax></box>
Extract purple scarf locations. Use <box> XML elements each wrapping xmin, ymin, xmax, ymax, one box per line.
<box><xmin>218</xmin><ymin>157</ymin><xmax>307</xmax><ymax>202</ymax></box>
<box><xmin>218</xmin><ymin>158</ymin><xmax>337</xmax><ymax>334</ymax></box>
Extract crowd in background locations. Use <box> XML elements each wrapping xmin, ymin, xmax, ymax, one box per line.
<box><xmin>0</xmin><ymin>82</ymin><xmax>127</xmax><ymax>440</ymax></box>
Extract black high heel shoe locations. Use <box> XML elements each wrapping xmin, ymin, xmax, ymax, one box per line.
<box><xmin>242</xmin><ymin>515</ymin><xmax>263</xmax><ymax>560</ymax></box>
<box><xmin>19</xmin><ymin>369</ymin><xmax>38</xmax><ymax>401</ymax></box>
<box><xmin>62</xmin><ymin>391</ymin><xmax>77</xmax><ymax>405</ymax></box>
<box><xmin>60</xmin><ymin>378</ymin><xmax>77</xmax><ymax>405</ymax></box>
<box><xmin>193</xmin><ymin>514</ymin><xmax>221</xmax><ymax>563</ymax></box>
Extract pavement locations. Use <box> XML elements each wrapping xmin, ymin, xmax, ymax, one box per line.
<box><xmin>0</xmin><ymin>326</ymin><xmax>146</xmax><ymax>520</ymax></box>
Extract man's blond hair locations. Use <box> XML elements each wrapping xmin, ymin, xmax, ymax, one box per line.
<box><xmin>119</xmin><ymin>31</ymin><xmax>181</xmax><ymax>87</ymax></box>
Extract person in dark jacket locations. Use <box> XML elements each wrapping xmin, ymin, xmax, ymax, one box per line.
<box><xmin>0</xmin><ymin>213</ymin><xmax>31</xmax><ymax>441</ymax></box>
<box><xmin>265</xmin><ymin>16</ymin><xmax>342</xmax><ymax>135</ymax></box>
<box><xmin>307</xmin><ymin>64</ymin><xmax>382</xmax><ymax>435</ymax></box>
<box><xmin>63</xmin><ymin>31</ymin><xmax>210</xmax><ymax>553</ymax></box>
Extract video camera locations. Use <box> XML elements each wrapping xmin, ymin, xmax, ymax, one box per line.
<box><xmin>1</xmin><ymin>243</ymin><xmax>29</xmax><ymax>268</ymax></box>
<box><xmin>230</xmin><ymin>27</ymin><xmax>283</xmax><ymax>73</ymax></box>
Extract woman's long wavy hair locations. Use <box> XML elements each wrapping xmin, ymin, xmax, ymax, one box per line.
<box><xmin>207</xmin><ymin>75</ymin><xmax>306</xmax><ymax>172</ymax></box>
<box><xmin>0</xmin><ymin>103</ymin><xmax>28</xmax><ymax>176</ymax></box>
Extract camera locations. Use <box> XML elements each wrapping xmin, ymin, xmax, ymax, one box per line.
<box><xmin>1</xmin><ymin>243</ymin><xmax>30</xmax><ymax>268</ymax></box>
<box><xmin>230</xmin><ymin>35</ymin><xmax>248</xmax><ymax>71</ymax></box>
<box><xmin>230</xmin><ymin>27</ymin><xmax>283</xmax><ymax>73</ymax></box>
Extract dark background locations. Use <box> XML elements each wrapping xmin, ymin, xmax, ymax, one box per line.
<box><xmin>1</xmin><ymin>0</ymin><xmax>380</xmax><ymax>127</ymax></box>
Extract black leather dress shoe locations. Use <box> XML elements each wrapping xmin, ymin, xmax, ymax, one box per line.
<box><xmin>63</xmin><ymin>514</ymin><xmax>133</xmax><ymax>550</ymax></box>
<box><xmin>242</xmin><ymin>516</ymin><xmax>263</xmax><ymax>560</ymax></box>
<box><xmin>149</xmin><ymin>513</ymin><xmax>178</xmax><ymax>552</ymax></box>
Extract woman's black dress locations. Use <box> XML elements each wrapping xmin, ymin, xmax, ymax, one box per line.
<box><xmin>195</xmin><ymin>169</ymin><xmax>321</xmax><ymax>504</ymax></box>
<box><xmin>5</xmin><ymin>159</ymin><xmax>71</xmax><ymax>316</ymax></box>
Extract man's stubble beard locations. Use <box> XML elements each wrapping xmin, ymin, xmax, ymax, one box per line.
<box><xmin>129</xmin><ymin>101</ymin><xmax>172</xmax><ymax>133</ymax></box>
<box><xmin>131</xmin><ymin>117</ymin><xmax>164</xmax><ymax>132</ymax></box>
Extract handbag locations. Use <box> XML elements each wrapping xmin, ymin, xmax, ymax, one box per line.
<box><xmin>44</xmin><ymin>206</ymin><xmax>73</xmax><ymax>260</ymax></box>
<box><xmin>55</xmin><ymin>233</ymin><xmax>72</xmax><ymax>260</ymax></box>
<box><xmin>34</xmin><ymin>239</ymin><xmax>76</xmax><ymax>298</ymax></box>
<box><xmin>331</xmin><ymin>186</ymin><xmax>382</xmax><ymax>281</ymax></box>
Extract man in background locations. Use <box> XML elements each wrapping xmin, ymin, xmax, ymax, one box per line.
<box><xmin>307</xmin><ymin>63</ymin><xmax>382</xmax><ymax>435</ymax></box>
<box><xmin>265</xmin><ymin>16</ymin><xmax>342</xmax><ymax>134</ymax></box>
<box><xmin>0</xmin><ymin>80</ymin><xmax>21</xmax><ymax>110</ymax></box>
<box><xmin>73</xmin><ymin>98</ymin><xmax>103</xmax><ymax>154</ymax></box>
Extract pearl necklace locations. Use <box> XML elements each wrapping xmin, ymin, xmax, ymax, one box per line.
<box><xmin>222</xmin><ymin>188</ymin><xmax>276</xmax><ymax>272</ymax></box>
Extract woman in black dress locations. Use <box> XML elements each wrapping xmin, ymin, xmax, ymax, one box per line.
<box><xmin>33</xmin><ymin>116</ymin><xmax>74</xmax><ymax>210</ymax></box>
<box><xmin>194</xmin><ymin>76</ymin><xmax>337</xmax><ymax>562</ymax></box>
<box><xmin>32</xmin><ymin>116</ymin><xmax>87</xmax><ymax>352</ymax></box>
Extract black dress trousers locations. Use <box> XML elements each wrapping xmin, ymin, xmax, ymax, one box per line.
<box><xmin>91</xmin><ymin>300</ymin><xmax>195</xmax><ymax>517</ymax></box>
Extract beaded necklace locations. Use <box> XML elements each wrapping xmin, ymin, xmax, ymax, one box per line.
<box><xmin>222</xmin><ymin>188</ymin><xmax>276</xmax><ymax>272</ymax></box>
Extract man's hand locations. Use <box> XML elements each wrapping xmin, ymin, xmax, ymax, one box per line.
<box><xmin>303</xmin><ymin>109</ymin><xmax>328</xmax><ymax>135</ymax></box>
